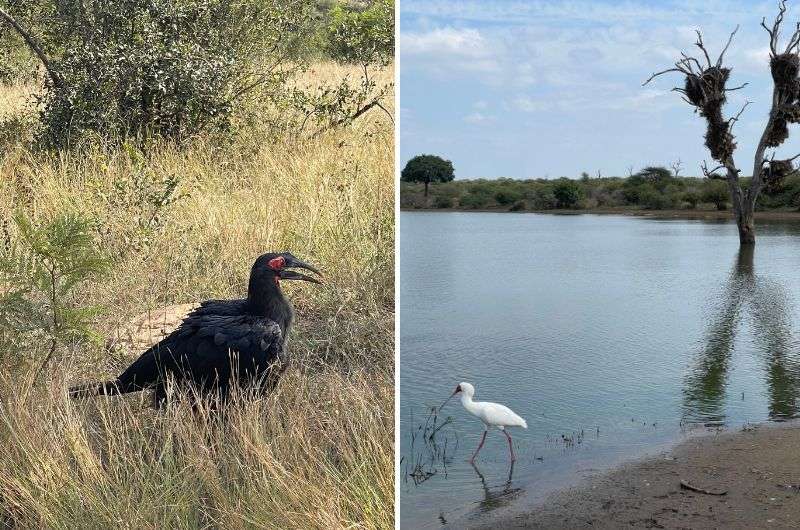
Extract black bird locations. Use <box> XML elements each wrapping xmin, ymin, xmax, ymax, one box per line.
<box><xmin>70</xmin><ymin>252</ymin><xmax>322</xmax><ymax>405</ymax></box>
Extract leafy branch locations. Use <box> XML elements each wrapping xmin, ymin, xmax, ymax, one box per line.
<box><xmin>0</xmin><ymin>212</ymin><xmax>109</xmax><ymax>378</ymax></box>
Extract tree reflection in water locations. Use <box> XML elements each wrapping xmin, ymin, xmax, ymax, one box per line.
<box><xmin>682</xmin><ymin>246</ymin><xmax>800</xmax><ymax>423</ymax></box>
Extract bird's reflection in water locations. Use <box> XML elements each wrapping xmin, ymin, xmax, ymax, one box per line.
<box><xmin>469</xmin><ymin>461</ymin><xmax>523</xmax><ymax>514</ymax></box>
<box><xmin>682</xmin><ymin>246</ymin><xmax>800</xmax><ymax>423</ymax></box>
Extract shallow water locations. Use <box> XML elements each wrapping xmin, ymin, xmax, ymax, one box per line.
<box><xmin>399</xmin><ymin>211</ymin><xmax>800</xmax><ymax>528</ymax></box>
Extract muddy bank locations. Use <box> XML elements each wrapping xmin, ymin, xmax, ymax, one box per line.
<box><xmin>481</xmin><ymin>422</ymin><xmax>800</xmax><ymax>529</ymax></box>
<box><xmin>401</xmin><ymin>207</ymin><xmax>800</xmax><ymax>221</ymax></box>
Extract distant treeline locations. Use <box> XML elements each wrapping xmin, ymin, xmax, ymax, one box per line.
<box><xmin>401</xmin><ymin>167</ymin><xmax>800</xmax><ymax>212</ymax></box>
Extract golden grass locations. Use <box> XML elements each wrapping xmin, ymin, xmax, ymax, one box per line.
<box><xmin>0</xmin><ymin>63</ymin><xmax>394</xmax><ymax>529</ymax></box>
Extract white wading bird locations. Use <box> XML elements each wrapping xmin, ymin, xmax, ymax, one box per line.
<box><xmin>440</xmin><ymin>382</ymin><xmax>527</xmax><ymax>463</ymax></box>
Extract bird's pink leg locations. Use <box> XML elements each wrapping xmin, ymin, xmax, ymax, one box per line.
<box><xmin>503</xmin><ymin>430</ymin><xmax>516</xmax><ymax>462</ymax></box>
<box><xmin>469</xmin><ymin>430</ymin><xmax>488</xmax><ymax>464</ymax></box>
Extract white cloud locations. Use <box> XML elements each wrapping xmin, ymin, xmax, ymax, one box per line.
<box><xmin>401</xmin><ymin>27</ymin><xmax>500</xmax><ymax>74</ymax></box>
<box><xmin>401</xmin><ymin>0</ymin><xmax>770</xmax><ymax>25</ymax></box>
<box><xmin>513</xmin><ymin>97</ymin><xmax>548</xmax><ymax>113</ymax></box>
<box><xmin>402</xmin><ymin>27</ymin><xmax>493</xmax><ymax>58</ymax></box>
<box><xmin>463</xmin><ymin>111</ymin><xmax>492</xmax><ymax>123</ymax></box>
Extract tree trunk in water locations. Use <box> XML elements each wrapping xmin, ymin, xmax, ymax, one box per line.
<box><xmin>424</xmin><ymin>181</ymin><xmax>429</xmax><ymax>197</ymax></box>
<box><xmin>736</xmin><ymin>209</ymin><xmax>755</xmax><ymax>245</ymax></box>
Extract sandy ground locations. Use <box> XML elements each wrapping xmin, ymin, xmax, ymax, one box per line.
<box><xmin>483</xmin><ymin>423</ymin><xmax>800</xmax><ymax>529</ymax></box>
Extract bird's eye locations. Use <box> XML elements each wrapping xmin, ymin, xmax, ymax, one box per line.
<box><xmin>268</xmin><ymin>256</ymin><xmax>286</xmax><ymax>270</ymax></box>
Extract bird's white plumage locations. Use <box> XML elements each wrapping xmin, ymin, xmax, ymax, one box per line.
<box><xmin>471</xmin><ymin>401</ymin><xmax>527</xmax><ymax>428</ymax></box>
<box><xmin>446</xmin><ymin>381</ymin><xmax>527</xmax><ymax>463</ymax></box>
<box><xmin>457</xmin><ymin>382</ymin><xmax>527</xmax><ymax>428</ymax></box>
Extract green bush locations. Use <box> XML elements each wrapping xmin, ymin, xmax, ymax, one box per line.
<box><xmin>0</xmin><ymin>211</ymin><xmax>109</xmax><ymax>371</ymax></box>
<box><xmin>639</xmin><ymin>186</ymin><xmax>674</xmax><ymax>210</ymax></box>
<box><xmin>552</xmin><ymin>179</ymin><xmax>583</xmax><ymax>208</ymax></box>
<box><xmin>398</xmin><ymin>172</ymin><xmax>800</xmax><ymax>212</ymax></box>
<box><xmin>325</xmin><ymin>0</ymin><xmax>394</xmax><ymax>67</ymax></box>
<box><xmin>494</xmin><ymin>189</ymin><xmax>522</xmax><ymax>205</ymax></box>
<box><xmin>460</xmin><ymin>190</ymin><xmax>491</xmax><ymax>209</ymax></box>
<box><xmin>433</xmin><ymin>195</ymin><xmax>453</xmax><ymax>208</ymax></box>
<box><xmin>702</xmin><ymin>180</ymin><xmax>729</xmax><ymax>210</ymax></box>
<box><xmin>682</xmin><ymin>190</ymin><xmax>700</xmax><ymax>209</ymax></box>
<box><xmin>7</xmin><ymin>0</ymin><xmax>314</xmax><ymax>147</ymax></box>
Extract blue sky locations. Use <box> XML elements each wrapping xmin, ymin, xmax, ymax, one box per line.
<box><xmin>400</xmin><ymin>0</ymin><xmax>797</xmax><ymax>179</ymax></box>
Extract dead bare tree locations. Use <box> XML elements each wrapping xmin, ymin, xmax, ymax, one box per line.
<box><xmin>644</xmin><ymin>1</ymin><xmax>800</xmax><ymax>245</ymax></box>
<box><xmin>671</xmin><ymin>158</ymin><xmax>683</xmax><ymax>177</ymax></box>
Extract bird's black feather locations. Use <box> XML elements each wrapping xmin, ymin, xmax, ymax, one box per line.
<box><xmin>69</xmin><ymin>252</ymin><xmax>319</xmax><ymax>405</ymax></box>
<box><xmin>109</xmin><ymin>300</ymin><xmax>284</xmax><ymax>402</ymax></box>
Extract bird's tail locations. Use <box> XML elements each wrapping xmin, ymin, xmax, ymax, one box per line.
<box><xmin>520</xmin><ymin>419</ymin><xmax>528</xmax><ymax>429</ymax></box>
<box><xmin>69</xmin><ymin>381</ymin><xmax>121</xmax><ymax>398</ymax></box>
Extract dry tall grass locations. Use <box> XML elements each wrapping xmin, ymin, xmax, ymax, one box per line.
<box><xmin>0</xmin><ymin>63</ymin><xmax>393</xmax><ymax>529</ymax></box>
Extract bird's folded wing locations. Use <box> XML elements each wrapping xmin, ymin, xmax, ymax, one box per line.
<box><xmin>115</xmin><ymin>313</ymin><xmax>283</xmax><ymax>391</ymax></box>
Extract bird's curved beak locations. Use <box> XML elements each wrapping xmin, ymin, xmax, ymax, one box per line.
<box><xmin>280</xmin><ymin>257</ymin><xmax>324</xmax><ymax>284</ymax></box>
<box><xmin>439</xmin><ymin>385</ymin><xmax>461</xmax><ymax>411</ymax></box>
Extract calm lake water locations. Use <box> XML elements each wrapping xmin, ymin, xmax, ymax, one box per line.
<box><xmin>399</xmin><ymin>211</ymin><xmax>800</xmax><ymax>529</ymax></box>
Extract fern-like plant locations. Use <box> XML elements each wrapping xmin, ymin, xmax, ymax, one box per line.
<box><xmin>0</xmin><ymin>212</ymin><xmax>109</xmax><ymax>376</ymax></box>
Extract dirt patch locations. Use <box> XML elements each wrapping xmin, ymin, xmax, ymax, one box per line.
<box><xmin>483</xmin><ymin>423</ymin><xmax>800</xmax><ymax>529</ymax></box>
<box><xmin>106</xmin><ymin>303</ymin><xmax>198</xmax><ymax>353</ymax></box>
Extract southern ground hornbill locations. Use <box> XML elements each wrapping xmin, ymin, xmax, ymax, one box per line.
<box><xmin>70</xmin><ymin>252</ymin><xmax>322</xmax><ymax>405</ymax></box>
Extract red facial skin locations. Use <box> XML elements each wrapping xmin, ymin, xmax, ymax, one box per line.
<box><xmin>268</xmin><ymin>256</ymin><xmax>286</xmax><ymax>285</ymax></box>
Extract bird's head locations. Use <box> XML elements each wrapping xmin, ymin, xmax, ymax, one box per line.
<box><xmin>249</xmin><ymin>252</ymin><xmax>323</xmax><ymax>292</ymax></box>
<box><xmin>440</xmin><ymin>381</ymin><xmax>475</xmax><ymax>410</ymax></box>
<box><xmin>456</xmin><ymin>382</ymin><xmax>475</xmax><ymax>397</ymax></box>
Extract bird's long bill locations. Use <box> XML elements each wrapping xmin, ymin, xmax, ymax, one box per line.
<box><xmin>439</xmin><ymin>389</ymin><xmax>459</xmax><ymax>411</ymax></box>
<box><xmin>281</xmin><ymin>258</ymin><xmax>324</xmax><ymax>284</ymax></box>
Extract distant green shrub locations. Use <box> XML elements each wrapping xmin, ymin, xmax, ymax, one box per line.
<box><xmin>460</xmin><ymin>190</ymin><xmax>491</xmax><ymax>209</ymax></box>
<box><xmin>702</xmin><ymin>181</ymin><xmax>729</xmax><ymax>210</ymax></box>
<box><xmin>433</xmin><ymin>195</ymin><xmax>453</xmax><ymax>208</ymax></box>
<box><xmin>399</xmin><ymin>171</ymin><xmax>800</xmax><ymax>212</ymax></box>
<box><xmin>639</xmin><ymin>186</ymin><xmax>674</xmax><ymax>210</ymax></box>
<box><xmin>494</xmin><ymin>189</ymin><xmax>522</xmax><ymax>205</ymax></box>
<box><xmin>552</xmin><ymin>179</ymin><xmax>583</xmax><ymax>208</ymax></box>
<box><xmin>682</xmin><ymin>190</ymin><xmax>700</xmax><ymax>209</ymax></box>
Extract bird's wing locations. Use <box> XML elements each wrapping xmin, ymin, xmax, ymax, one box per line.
<box><xmin>482</xmin><ymin>402</ymin><xmax>527</xmax><ymax>428</ymax></box>
<box><xmin>114</xmin><ymin>305</ymin><xmax>283</xmax><ymax>392</ymax></box>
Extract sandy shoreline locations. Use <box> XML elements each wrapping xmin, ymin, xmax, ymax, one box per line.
<box><xmin>478</xmin><ymin>421</ymin><xmax>800</xmax><ymax>529</ymax></box>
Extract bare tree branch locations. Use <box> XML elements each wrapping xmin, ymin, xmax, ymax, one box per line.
<box><xmin>0</xmin><ymin>7</ymin><xmax>63</xmax><ymax>89</ymax></box>
<box><xmin>695</xmin><ymin>30</ymin><xmax>713</xmax><ymax>67</ymax></box>
<box><xmin>728</xmin><ymin>100</ymin><xmax>752</xmax><ymax>133</ymax></box>
<box><xmin>643</xmin><ymin>67</ymin><xmax>688</xmax><ymax>86</ymax></box>
<box><xmin>725</xmin><ymin>82</ymin><xmax>749</xmax><ymax>91</ymax></box>
<box><xmin>717</xmin><ymin>25</ymin><xmax>740</xmax><ymax>66</ymax></box>
<box><xmin>701</xmin><ymin>160</ymin><xmax>727</xmax><ymax>179</ymax></box>
<box><xmin>786</xmin><ymin>21</ymin><xmax>800</xmax><ymax>53</ymax></box>
<box><xmin>762</xmin><ymin>0</ymin><xmax>787</xmax><ymax>55</ymax></box>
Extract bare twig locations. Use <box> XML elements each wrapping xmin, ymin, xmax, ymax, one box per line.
<box><xmin>725</xmin><ymin>82</ymin><xmax>749</xmax><ymax>92</ymax></box>
<box><xmin>680</xmin><ymin>480</ymin><xmax>728</xmax><ymax>495</ymax></box>
<box><xmin>702</xmin><ymin>160</ymin><xmax>728</xmax><ymax>180</ymax></box>
<box><xmin>643</xmin><ymin>67</ymin><xmax>689</xmax><ymax>86</ymax></box>
<box><xmin>695</xmin><ymin>30</ymin><xmax>713</xmax><ymax>67</ymax></box>
<box><xmin>375</xmin><ymin>101</ymin><xmax>395</xmax><ymax>124</ymax></box>
<box><xmin>717</xmin><ymin>26</ymin><xmax>740</xmax><ymax>66</ymax></box>
<box><xmin>728</xmin><ymin>100</ymin><xmax>752</xmax><ymax>133</ymax></box>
